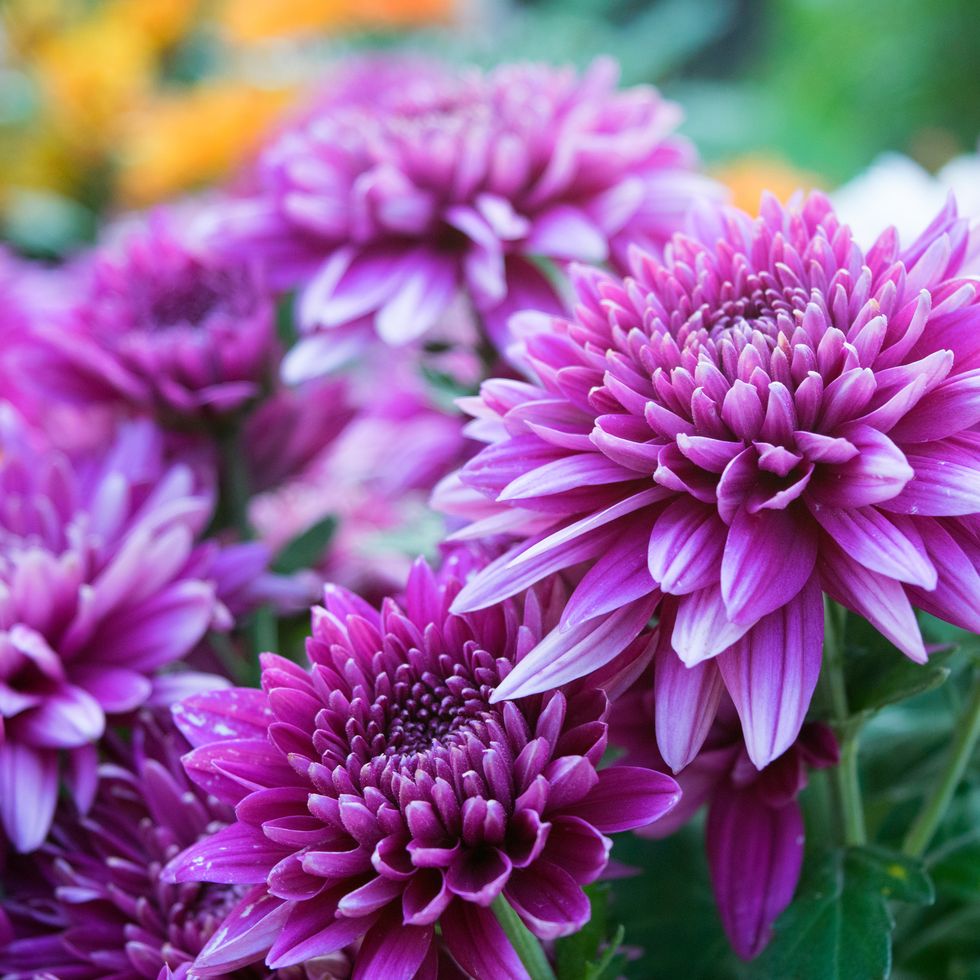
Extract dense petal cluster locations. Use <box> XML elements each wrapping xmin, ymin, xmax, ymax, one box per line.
<box><xmin>198</xmin><ymin>56</ymin><xmax>714</xmax><ymax>374</ymax></box>
<box><xmin>444</xmin><ymin>192</ymin><xmax>980</xmax><ymax>770</ymax></box>
<box><xmin>0</xmin><ymin>411</ymin><xmax>229</xmax><ymax>851</ymax></box>
<box><xmin>29</xmin><ymin>210</ymin><xmax>276</xmax><ymax>422</ymax></box>
<box><xmin>0</xmin><ymin>713</ymin><xmax>345</xmax><ymax>979</ymax></box>
<box><xmin>165</xmin><ymin>559</ymin><xmax>678</xmax><ymax>978</ymax></box>
<box><xmin>612</xmin><ymin>682</ymin><xmax>837</xmax><ymax>959</ymax></box>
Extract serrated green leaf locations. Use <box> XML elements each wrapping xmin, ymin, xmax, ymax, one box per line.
<box><xmin>754</xmin><ymin>847</ymin><xmax>933</xmax><ymax>980</ymax></box>
<box><xmin>272</xmin><ymin>515</ymin><xmax>337</xmax><ymax>573</ymax></box>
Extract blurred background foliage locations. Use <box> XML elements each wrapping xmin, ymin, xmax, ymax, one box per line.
<box><xmin>1</xmin><ymin>0</ymin><xmax>979</xmax><ymax>256</ymax></box>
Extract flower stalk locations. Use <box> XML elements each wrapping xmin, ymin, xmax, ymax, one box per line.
<box><xmin>903</xmin><ymin>668</ymin><xmax>980</xmax><ymax>858</ymax></box>
<box><xmin>823</xmin><ymin>600</ymin><xmax>867</xmax><ymax>846</ymax></box>
<box><xmin>491</xmin><ymin>895</ymin><xmax>557</xmax><ymax>980</ymax></box>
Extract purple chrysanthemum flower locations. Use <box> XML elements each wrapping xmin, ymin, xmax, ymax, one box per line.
<box><xmin>198</xmin><ymin>56</ymin><xmax>714</xmax><ymax>377</ymax></box>
<box><xmin>611</xmin><ymin>680</ymin><xmax>837</xmax><ymax>959</ymax></box>
<box><xmin>164</xmin><ymin>558</ymin><xmax>679</xmax><ymax>978</ymax></box>
<box><xmin>0</xmin><ymin>409</ymin><xmax>230</xmax><ymax>852</ymax></box>
<box><xmin>28</xmin><ymin>210</ymin><xmax>276</xmax><ymax>422</ymax></box>
<box><xmin>443</xmin><ymin>192</ymin><xmax>980</xmax><ymax>771</ymax></box>
<box><xmin>0</xmin><ymin>713</ymin><xmax>348</xmax><ymax>980</ymax></box>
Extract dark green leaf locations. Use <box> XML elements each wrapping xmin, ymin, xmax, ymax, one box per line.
<box><xmin>755</xmin><ymin>846</ymin><xmax>933</xmax><ymax>980</ymax></box>
<box><xmin>557</xmin><ymin>885</ymin><xmax>625</xmax><ymax>980</ymax></box>
<box><xmin>611</xmin><ymin>826</ymin><xmax>744</xmax><ymax>979</ymax></box>
<box><xmin>843</xmin><ymin>613</ymin><xmax>954</xmax><ymax>716</ymax></box>
<box><xmin>273</xmin><ymin>516</ymin><xmax>337</xmax><ymax>573</ymax></box>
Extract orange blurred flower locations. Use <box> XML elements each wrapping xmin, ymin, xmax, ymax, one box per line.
<box><xmin>712</xmin><ymin>155</ymin><xmax>823</xmax><ymax>214</ymax></box>
<box><xmin>117</xmin><ymin>82</ymin><xmax>294</xmax><ymax>206</ymax></box>
<box><xmin>219</xmin><ymin>0</ymin><xmax>454</xmax><ymax>44</ymax></box>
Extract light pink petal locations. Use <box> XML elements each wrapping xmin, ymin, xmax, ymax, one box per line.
<box><xmin>809</xmin><ymin>506</ymin><xmax>936</xmax><ymax>589</ymax></box>
<box><xmin>717</xmin><ymin>577</ymin><xmax>823</xmax><ymax>769</ymax></box>
<box><xmin>192</xmin><ymin>886</ymin><xmax>290</xmax><ymax>976</ymax></box>
<box><xmin>721</xmin><ymin>508</ymin><xmax>818</xmax><ymax>627</ymax></box>
<box><xmin>491</xmin><ymin>595</ymin><xmax>659</xmax><ymax>702</ymax></box>
<box><xmin>0</xmin><ymin>742</ymin><xmax>59</xmax><ymax>852</ymax></box>
<box><xmin>671</xmin><ymin>585</ymin><xmax>751</xmax><ymax>667</ymax></box>
<box><xmin>654</xmin><ymin>650</ymin><xmax>724</xmax><ymax>772</ymax></box>
<box><xmin>820</xmin><ymin>543</ymin><xmax>926</xmax><ymax>662</ymax></box>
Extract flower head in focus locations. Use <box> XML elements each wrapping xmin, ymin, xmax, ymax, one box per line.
<box><xmin>611</xmin><ymin>680</ymin><xmax>837</xmax><ymax>959</ymax></box>
<box><xmin>165</xmin><ymin>557</ymin><xmax>678</xmax><ymax>977</ymax></box>
<box><xmin>199</xmin><ymin>56</ymin><xmax>715</xmax><ymax>378</ymax></box>
<box><xmin>28</xmin><ymin>209</ymin><xmax>277</xmax><ymax>423</ymax></box>
<box><xmin>444</xmin><ymin>192</ymin><xmax>980</xmax><ymax>772</ymax></box>
<box><xmin>0</xmin><ymin>409</ymin><xmax>230</xmax><ymax>851</ymax></box>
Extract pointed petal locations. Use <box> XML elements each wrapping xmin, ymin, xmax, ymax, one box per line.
<box><xmin>717</xmin><ymin>578</ymin><xmax>823</xmax><ymax>769</ymax></box>
<box><xmin>721</xmin><ymin>508</ymin><xmax>818</xmax><ymax>626</ymax></box>
<box><xmin>655</xmin><ymin>650</ymin><xmax>724</xmax><ymax>772</ymax></box>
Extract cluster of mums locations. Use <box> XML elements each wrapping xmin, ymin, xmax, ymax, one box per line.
<box><xmin>0</xmin><ymin>54</ymin><xmax>979</xmax><ymax>980</ymax></box>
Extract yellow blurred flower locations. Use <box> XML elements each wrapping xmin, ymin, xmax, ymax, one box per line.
<box><xmin>219</xmin><ymin>0</ymin><xmax>454</xmax><ymax>44</ymax></box>
<box><xmin>106</xmin><ymin>0</ymin><xmax>200</xmax><ymax>51</ymax></box>
<box><xmin>712</xmin><ymin>155</ymin><xmax>824</xmax><ymax>215</ymax></box>
<box><xmin>117</xmin><ymin>82</ymin><xmax>294</xmax><ymax>206</ymax></box>
<box><xmin>32</xmin><ymin>18</ymin><xmax>155</xmax><ymax>152</ymax></box>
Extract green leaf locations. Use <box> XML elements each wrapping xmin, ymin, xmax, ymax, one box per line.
<box><xmin>556</xmin><ymin>885</ymin><xmax>607</xmax><ymax>979</ymax></box>
<box><xmin>272</xmin><ymin>516</ymin><xmax>337</xmax><ymax>573</ymax></box>
<box><xmin>611</xmin><ymin>827</ymin><xmax>743</xmax><ymax>979</ymax></box>
<box><xmin>755</xmin><ymin>847</ymin><xmax>933</xmax><ymax>980</ymax></box>
<box><xmin>557</xmin><ymin>885</ymin><xmax>625</xmax><ymax>980</ymax></box>
<box><xmin>843</xmin><ymin>614</ymin><xmax>954</xmax><ymax>716</ymax></box>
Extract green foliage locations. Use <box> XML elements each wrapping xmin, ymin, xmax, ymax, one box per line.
<box><xmin>755</xmin><ymin>847</ymin><xmax>933</xmax><ymax>980</ymax></box>
<box><xmin>272</xmin><ymin>515</ymin><xmax>337</xmax><ymax>573</ymax></box>
<box><xmin>556</xmin><ymin>885</ymin><xmax>626</xmax><ymax>980</ymax></box>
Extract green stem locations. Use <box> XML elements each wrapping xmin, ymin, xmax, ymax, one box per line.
<box><xmin>491</xmin><ymin>895</ymin><xmax>557</xmax><ymax>980</ymax></box>
<box><xmin>218</xmin><ymin>423</ymin><xmax>254</xmax><ymax>540</ymax></box>
<box><xmin>823</xmin><ymin>599</ymin><xmax>867</xmax><ymax>846</ymax></box>
<box><xmin>903</xmin><ymin>669</ymin><xmax>980</xmax><ymax>858</ymax></box>
<box><xmin>218</xmin><ymin>422</ymin><xmax>277</xmax><ymax>665</ymax></box>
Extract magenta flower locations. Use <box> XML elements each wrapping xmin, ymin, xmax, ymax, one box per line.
<box><xmin>164</xmin><ymin>558</ymin><xmax>679</xmax><ymax>978</ymax></box>
<box><xmin>0</xmin><ymin>713</ymin><xmax>243</xmax><ymax>978</ymax></box>
<box><xmin>612</xmin><ymin>682</ymin><xmax>837</xmax><ymax>959</ymax></box>
<box><xmin>444</xmin><ymin>193</ymin><xmax>980</xmax><ymax>771</ymax></box>
<box><xmin>197</xmin><ymin>56</ymin><xmax>714</xmax><ymax>377</ymax></box>
<box><xmin>29</xmin><ymin>210</ymin><xmax>276</xmax><ymax>422</ymax></box>
<box><xmin>0</xmin><ymin>409</ymin><xmax>229</xmax><ymax>852</ymax></box>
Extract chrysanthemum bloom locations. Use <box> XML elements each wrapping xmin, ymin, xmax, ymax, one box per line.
<box><xmin>28</xmin><ymin>209</ymin><xmax>276</xmax><ymax>422</ymax></box>
<box><xmin>611</xmin><ymin>682</ymin><xmax>837</xmax><ymax>959</ymax></box>
<box><xmin>444</xmin><ymin>193</ymin><xmax>980</xmax><ymax>771</ymax></box>
<box><xmin>197</xmin><ymin>56</ymin><xmax>714</xmax><ymax>378</ymax></box>
<box><xmin>0</xmin><ymin>409</ymin><xmax>231</xmax><ymax>851</ymax></box>
<box><xmin>0</xmin><ymin>713</ymin><xmax>349</xmax><ymax>980</ymax></box>
<box><xmin>165</xmin><ymin>559</ymin><xmax>679</xmax><ymax>978</ymax></box>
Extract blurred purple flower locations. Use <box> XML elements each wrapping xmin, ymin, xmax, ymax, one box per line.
<box><xmin>197</xmin><ymin>56</ymin><xmax>714</xmax><ymax>376</ymax></box>
<box><xmin>27</xmin><ymin>210</ymin><xmax>277</xmax><ymax>423</ymax></box>
<box><xmin>0</xmin><ymin>712</ymin><xmax>350</xmax><ymax>979</ymax></box>
<box><xmin>444</xmin><ymin>193</ymin><xmax>980</xmax><ymax>769</ymax></box>
<box><xmin>612</xmin><ymin>684</ymin><xmax>837</xmax><ymax>959</ymax></box>
<box><xmin>164</xmin><ymin>558</ymin><xmax>678</xmax><ymax>978</ymax></box>
<box><xmin>250</xmin><ymin>363</ymin><xmax>472</xmax><ymax>600</ymax></box>
<box><xmin>0</xmin><ymin>410</ymin><xmax>232</xmax><ymax>852</ymax></box>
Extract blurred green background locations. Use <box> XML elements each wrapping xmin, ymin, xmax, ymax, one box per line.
<box><xmin>2</xmin><ymin>0</ymin><xmax>979</xmax><ymax>256</ymax></box>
